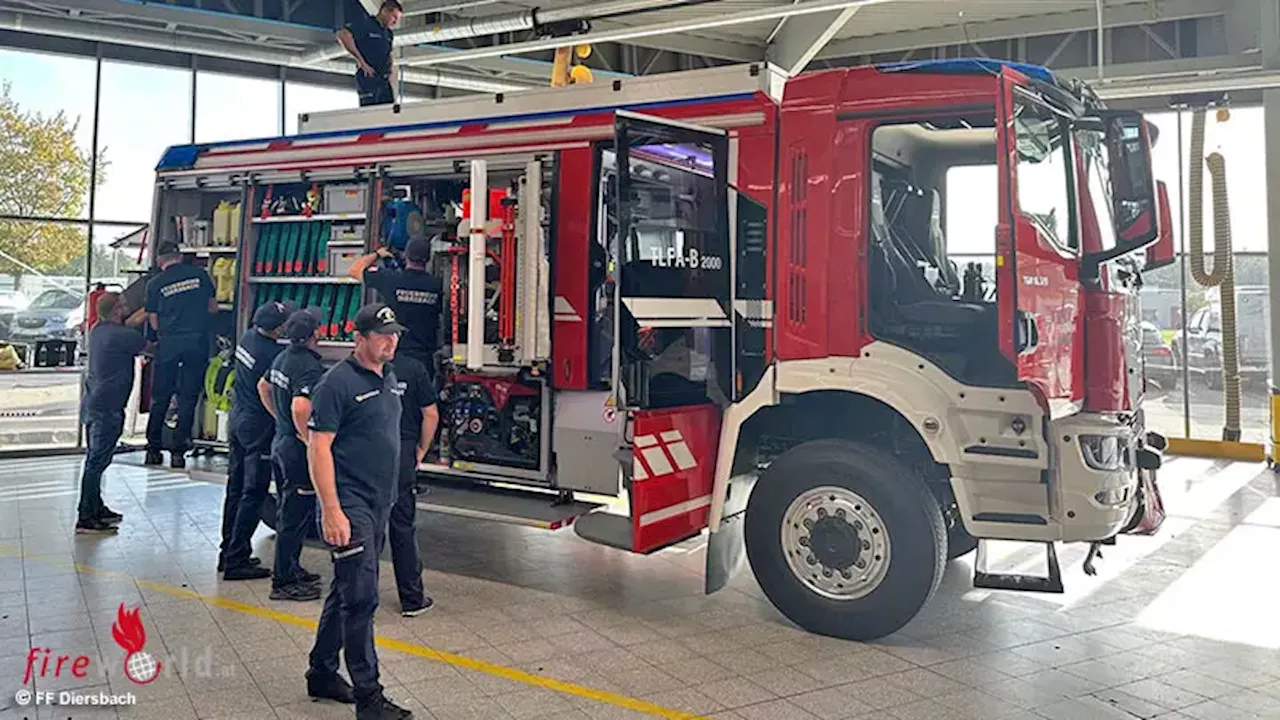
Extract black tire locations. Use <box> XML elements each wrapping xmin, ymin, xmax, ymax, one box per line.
<box><xmin>744</xmin><ymin>439</ymin><xmax>947</xmax><ymax>641</ymax></box>
<box><xmin>947</xmin><ymin>522</ymin><xmax>979</xmax><ymax>560</ymax></box>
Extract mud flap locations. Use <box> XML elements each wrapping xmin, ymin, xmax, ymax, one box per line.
<box><xmin>705</xmin><ymin>473</ymin><xmax>755</xmax><ymax>594</ymax></box>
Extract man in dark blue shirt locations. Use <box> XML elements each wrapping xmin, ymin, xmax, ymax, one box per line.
<box><xmin>261</xmin><ymin>308</ymin><xmax>326</xmax><ymax>602</ymax></box>
<box><xmin>387</xmin><ymin>349</ymin><xmax>438</xmax><ymax>617</ymax></box>
<box><xmin>349</xmin><ymin>237</ymin><xmax>443</xmax><ymax>370</ymax></box>
<box><xmin>220</xmin><ymin>300</ymin><xmax>292</xmax><ymax>580</ymax></box>
<box><xmin>336</xmin><ymin>0</ymin><xmax>402</xmax><ymax>108</ymax></box>
<box><xmin>143</xmin><ymin>241</ymin><xmax>217</xmax><ymax>469</ymax></box>
<box><xmin>304</xmin><ymin>303</ymin><xmax>412</xmax><ymax>720</ymax></box>
<box><xmin>77</xmin><ymin>292</ymin><xmax>147</xmax><ymax>534</ymax></box>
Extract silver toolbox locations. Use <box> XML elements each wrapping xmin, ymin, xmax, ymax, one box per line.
<box><xmin>323</xmin><ymin>184</ymin><xmax>369</xmax><ymax>215</ymax></box>
<box><xmin>328</xmin><ymin>246</ymin><xmax>362</xmax><ymax>277</ymax></box>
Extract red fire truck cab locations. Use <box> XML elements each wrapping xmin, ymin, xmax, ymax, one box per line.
<box><xmin>153</xmin><ymin>59</ymin><xmax>1170</xmax><ymax>640</ymax></box>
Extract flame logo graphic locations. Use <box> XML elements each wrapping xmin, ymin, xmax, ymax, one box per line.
<box><xmin>111</xmin><ymin>604</ymin><xmax>161</xmax><ymax>685</ymax></box>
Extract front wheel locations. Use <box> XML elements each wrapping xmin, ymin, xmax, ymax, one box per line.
<box><xmin>745</xmin><ymin>440</ymin><xmax>946</xmax><ymax>641</ymax></box>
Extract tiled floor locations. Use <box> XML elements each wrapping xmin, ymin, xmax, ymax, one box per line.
<box><xmin>0</xmin><ymin>452</ymin><xmax>1279</xmax><ymax>720</ymax></box>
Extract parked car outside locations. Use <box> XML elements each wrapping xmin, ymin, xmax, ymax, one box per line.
<box><xmin>8</xmin><ymin>288</ymin><xmax>85</xmax><ymax>366</ymax></box>
<box><xmin>0</xmin><ymin>290</ymin><xmax>30</xmax><ymax>342</ymax></box>
<box><xmin>1141</xmin><ymin>321</ymin><xmax>1177</xmax><ymax>391</ymax></box>
<box><xmin>1171</xmin><ymin>295</ymin><xmax>1269</xmax><ymax>390</ymax></box>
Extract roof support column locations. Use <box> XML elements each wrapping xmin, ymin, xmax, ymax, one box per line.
<box><xmin>1261</xmin><ymin>0</ymin><xmax>1280</xmax><ymax>452</ymax></box>
<box><xmin>766</xmin><ymin>7</ymin><xmax>858</xmax><ymax>76</ymax></box>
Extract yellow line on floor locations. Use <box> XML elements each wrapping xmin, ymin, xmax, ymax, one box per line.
<box><xmin>0</xmin><ymin>545</ymin><xmax>703</xmax><ymax>720</ymax></box>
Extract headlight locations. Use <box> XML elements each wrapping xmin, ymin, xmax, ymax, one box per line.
<box><xmin>1080</xmin><ymin>434</ymin><xmax>1123</xmax><ymax>471</ymax></box>
<box><xmin>1094</xmin><ymin>486</ymin><xmax>1130</xmax><ymax>506</ymax></box>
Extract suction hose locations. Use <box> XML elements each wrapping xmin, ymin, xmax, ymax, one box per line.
<box><xmin>1188</xmin><ymin>107</ymin><xmax>1242</xmax><ymax>441</ymax></box>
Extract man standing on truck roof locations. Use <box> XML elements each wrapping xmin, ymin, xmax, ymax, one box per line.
<box><xmin>336</xmin><ymin>0</ymin><xmax>403</xmax><ymax>108</ymax></box>
<box><xmin>76</xmin><ymin>292</ymin><xmax>148</xmax><ymax>535</ymax></box>
<box><xmin>260</xmin><ymin>308</ymin><xmax>326</xmax><ymax>602</ymax></box>
<box><xmin>304</xmin><ymin>303</ymin><xmax>413</xmax><ymax>720</ymax></box>
<box><xmin>219</xmin><ymin>300</ymin><xmax>293</xmax><ymax>580</ymax></box>
<box><xmin>143</xmin><ymin>241</ymin><xmax>217</xmax><ymax>470</ymax></box>
<box><xmin>349</xmin><ymin>237</ymin><xmax>443</xmax><ymax>372</ymax></box>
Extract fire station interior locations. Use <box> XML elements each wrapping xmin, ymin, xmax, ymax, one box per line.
<box><xmin>10</xmin><ymin>2</ymin><xmax>1280</xmax><ymax>719</ymax></box>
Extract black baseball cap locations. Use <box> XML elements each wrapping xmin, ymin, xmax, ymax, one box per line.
<box><xmin>354</xmin><ymin>303</ymin><xmax>404</xmax><ymax>335</ymax></box>
<box><xmin>252</xmin><ymin>300</ymin><xmax>294</xmax><ymax>331</ymax></box>
<box><xmin>284</xmin><ymin>307</ymin><xmax>322</xmax><ymax>342</ymax></box>
<box><xmin>156</xmin><ymin>241</ymin><xmax>181</xmax><ymax>257</ymax></box>
<box><xmin>405</xmin><ymin>236</ymin><xmax>431</xmax><ymax>264</ymax></box>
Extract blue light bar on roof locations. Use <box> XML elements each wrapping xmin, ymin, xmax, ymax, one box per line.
<box><xmin>876</xmin><ymin>58</ymin><xmax>1058</xmax><ymax>85</ymax></box>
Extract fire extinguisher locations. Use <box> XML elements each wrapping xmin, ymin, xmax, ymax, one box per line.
<box><xmin>86</xmin><ymin>282</ymin><xmax>107</xmax><ymax>332</ymax></box>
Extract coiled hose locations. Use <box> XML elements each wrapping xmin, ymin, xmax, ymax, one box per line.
<box><xmin>1188</xmin><ymin>107</ymin><xmax>1242</xmax><ymax>441</ymax></box>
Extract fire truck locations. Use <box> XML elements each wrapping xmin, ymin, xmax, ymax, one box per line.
<box><xmin>148</xmin><ymin>58</ymin><xmax>1173</xmax><ymax>640</ymax></box>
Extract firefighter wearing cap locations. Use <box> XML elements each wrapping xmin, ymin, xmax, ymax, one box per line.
<box><xmin>143</xmin><ymin>241</ymin><xmax>217</xmax><ymax>469</ymax></box>
<box><xmin>348</xmin><ymin>236</ymin><xmax>443</xmax><ymax>371</ymax></box>
<box><xmin>387</xmin><ymin>346</ymin><xmax>438</xmax><ymax>617</ymax></box>
<box><xmin>260</xmin><ymin>308</ymin><xmax>326</xmax><ymax>602</ymax></box>
<box><xmin>219</xmin><ymin>300</ymin><xmax>292</xmax><ymax>580</ymax></box>
<box><xmin>304</xmin><ymin>303</ymin><xmax>413</xmax><ymax>720</ymax></box>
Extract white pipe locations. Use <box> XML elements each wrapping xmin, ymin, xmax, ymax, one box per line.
<box><xmin>401</xmin><ymin>0</ymin><xmax>898</xmax><ymax>68</ymax></box>
<box><xmin>1091</xmin><ymin>66</ymin><xmax>1280</xmax><ymax>99</ymax></box>
<box><xmin>1095</xmin><ymin>0</ymin><xmax>1104</xmax><ymax>79</ymax></box>
<box><xmin>467</xmin><ymin>160</ymin><xmax>488</xmax><ymax>371</ymax></box>
<box><xmin>0</xmin><ymin>11</ymin><xmax>529</xmax><ymax>94</ymax></box>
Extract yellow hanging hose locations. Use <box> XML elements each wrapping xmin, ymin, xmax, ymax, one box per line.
<box><xmin>1188</xmin><ymin>107</ymin><xmax>1242</xmax><ymax>441</ymax></box>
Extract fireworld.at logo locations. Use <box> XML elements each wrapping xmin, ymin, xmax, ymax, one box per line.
<box><xmin>111</xmin><ymin>604</ymin><xmax>162</xmax><ymax>685</ymax></box>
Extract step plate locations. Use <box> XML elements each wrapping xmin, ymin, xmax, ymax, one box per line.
<box><xmin>574</xmin><ymin>512</ymin><xmax>633</xmax><ymax>551</ymax></box>
<box><xmin>415</xmin><ymin>484</ymin><xmax>600</xmax><ymax>530</ymax></box>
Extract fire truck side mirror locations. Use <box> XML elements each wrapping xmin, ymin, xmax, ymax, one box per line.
<box><xmin>1144</xmin><ymin>181</ymin><xmax>1176</xmax><ymax>272</ymax></box>
<box><xmin>1101</xmin><ymin>110</ymin><xmax>1159</xmax><ymax>249</ymax></box>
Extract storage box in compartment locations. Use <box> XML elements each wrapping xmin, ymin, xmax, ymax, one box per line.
<box><xmin>330</xmin><ymin>223</ymin><xmax>365</xmax><ymax>243</ymax></box>
<box><xmin>328</xmin><ymin>246</ymin><xmax>362</xmax><ymax>277</ymax></box>
<box><xmin>323</xmin><ymin>184</ymin><xmax>369</xmax><ymax>215</ymax></box>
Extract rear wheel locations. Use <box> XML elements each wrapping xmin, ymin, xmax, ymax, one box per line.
<box><xmin>745</xmin><ymin>439</ymin><xmax>946</xmax><ymax>641</ymax></box>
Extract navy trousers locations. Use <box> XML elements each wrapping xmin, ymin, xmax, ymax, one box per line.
<box><xmin>145</xmin><ymin>334</ymin><xmax>206</xmax><ymax>452</ymax></box>
<box><xmin>78</xmin><ymin>409</ymin><xmax>124</xmax><ymax>521</ymax></box>
<box><xmin>389</xmin><ymin>439</ymin><xmax>426</xmax><ymax>610</ymax></box>
<box><xmin>222</xmin><ymin>421</ymin><xmax>273</xmax><ymax>569</ymax></box>
<box><xmin>271</xmin><ymin>438</ymin><xmax>316</xmax><ymax>588</ymax></box>
<box><xmin>309</xmin><ymin>500</ymin><xmax>387</xmax><ymax>704</ymax></box>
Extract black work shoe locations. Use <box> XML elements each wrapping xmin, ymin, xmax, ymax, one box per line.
<box><xmin>298</xmin><ymin>568</ymin><xmax>321</xmax><ymax>584</ymax></box>
<box><xmin>401</xmin><ymin>597</ymin><xmax>434</xmax><ymax>618</ymax></box>
<box><xmin>270</xmin><ymin>582</ymin><xmax>321</xmax><ymax>602</ymax></box>
<box><xmin>170</xmin><ymin>452</ymin><xmax>186</xmax><ymax>470</ymax></box>
<box><xmin>217</xmin><ymin>556</ymin><xmax>262</xmax><ymax>572</ymax></box>
<box><xmin>143</xmin><ymin>449</ymin><xmax>163</xmax><ymax>466</ymax></box>
<box><xmin>222</xmin><ymin>565</ymin><xmax>271</xmax><ymax>581</ymax></box>
<box><xmin>306</xmin><ymin>670</ymin><xmax>355</xmax><ymax>704</ymax></box>
<box><xmin>97</xmin><ymin>507</ymin><xmax>123</xmax><ymax>524</ymax></box>
<box><xmin>356</xmin><ymin>694</ymin><xmax>413</xmax><ymax>720</ymax></box>
<box><xmin>75</xmin><ymin>517</ymin><xmax>119</xmax><ymax>535</ymax></box>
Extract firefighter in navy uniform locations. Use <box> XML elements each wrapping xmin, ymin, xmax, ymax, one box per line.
<box><xmin>304</xmin><ymin>303</ymin><xmax>413</xmax><ymax>720</ymax></box>
<box><xmin>261</xmin><ymin>308</ymin><xmax>326</xmax><ymax>602</ymax></box>
<box><xmin>143</xmin><ymin>241</ymin><xmax>217</xmax><ymax>469</ymax></box>
<box><xmin>387</xmin><ymin>349</ymin><xmax>438</xmax><ymax>617</ymax></box>
<box><xmin>336</xmin><ymin>0</ymin><xmax>403</xmax><ymax>107</ymax></box>
<box><xmin>219</xmin><ymin>300</ymin><xmax>292</xmax><ymax>579</ymax></box>
<box><xmin>348</xmin><ymin>236</ymin><xmax>443</xmax><ymax>372</ymax></box>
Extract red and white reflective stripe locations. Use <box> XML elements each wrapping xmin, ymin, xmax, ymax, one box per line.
<box><xmin>632</xmin><ymin>430</ymin><xmax>698</xmax><ymax>481</ymax></box>
<box><xmin>638</xmin><ymin>493</ymin><xmax>712</xmax><ymax>527</ymax></box>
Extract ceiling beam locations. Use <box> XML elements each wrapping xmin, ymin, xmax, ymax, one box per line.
<box><xmin>401</xmin><ymin>44</ymin><xmax>633</xmax><ymax>81</ymax></box>
<box><xmin>37</xmin><ymin>0</ymin><xmax>334</xmax><ymax>45</ymax></box>
<box><xmin>817</xmin><ymin>0</ymin><xmax>1231</xmax><ymax>60</ymax></box>
<box><xmin>591</xmin><ymin>19</ymin><xmax>764</xmax><ymax>62</ymax></box>
<box><xmin>767</xmin><ymin>7</ymin><xmax>857</xmax><ymax>76</ymax></box>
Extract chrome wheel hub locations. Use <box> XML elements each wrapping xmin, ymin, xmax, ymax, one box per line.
<box><xmin>781</xmin><ymin>486</ymin><xmax>891</xmax><ymax>600</ymax></box>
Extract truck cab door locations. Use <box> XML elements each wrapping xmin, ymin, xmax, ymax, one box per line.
<box><xmin>611</xmin><ymin>110</ymin><xmax>732</xmax><ymax>553</ymax></box>
<box><xmin>997</xmin><ymin>73</ymin><xmax>1083</xmax><ymax>414</ymax></box>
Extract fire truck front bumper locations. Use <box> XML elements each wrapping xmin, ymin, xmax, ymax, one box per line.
<box><xmin>1051</xmin><ymin>412</ymin><xmax>1158</xmax><ymax>543</ymax></box>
